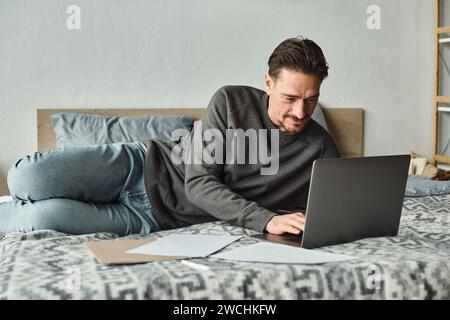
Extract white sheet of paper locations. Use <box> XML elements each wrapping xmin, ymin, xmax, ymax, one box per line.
<box><xmin>0</xmin><ymin>196</ymin><xmax>13</xmax><ymax>204</ymax></box>
<box><xmin>126</xmin><ymin>234</ymin><xmax>241</xmax><ymax>257</ymax></box>
<box><xmin>213</xmin><ymin>242</ymin><xmax>358</xmax><ymax>264</ymax></box>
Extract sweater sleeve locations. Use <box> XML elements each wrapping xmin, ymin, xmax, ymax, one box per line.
<box><xmin>184</xmin><ymin>87</ymin><xmax>277</xmax><ymax>232</ymax></box>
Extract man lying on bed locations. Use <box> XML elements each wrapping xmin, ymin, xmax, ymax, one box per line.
<box><xmin>0</xmin><ymin>37</ymin><xmax>340</xmax><ymax>237</ymax></box>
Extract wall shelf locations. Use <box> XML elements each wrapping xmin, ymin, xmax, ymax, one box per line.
<box><xmin>436</xmin><ymin>96</ymin><xmax>450</xmax><ymax>103</ymax></box>
<box><xmin>435</xmin><ymin>154</ymin><xmax>450</xmax><ymax>165</ymax></box>
<box><xmin>437</xmin><ymin>26</ymin><xmax>450</xmax><ymax>34</ymax></box>
<box><xmin>433</xmin><ymin>1</ymin><xmax>450</xmax><ymax>168</ymax></box>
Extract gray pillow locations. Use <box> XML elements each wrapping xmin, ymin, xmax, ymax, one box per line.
<box><xmin>311</xmin><ymin>103</ymin><xmax>329</xmax><ymax>131</ymax></box>
<box><xmin>50</xmin><ymin>113</ymin><xmax>194</xmax><ymax>148</ymax></box>
<box><xmin>405</xmin><ymin>175</ymin><xmax>450</xmax><ymax>197</ymax></box>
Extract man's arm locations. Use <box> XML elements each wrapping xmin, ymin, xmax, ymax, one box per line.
<box><xmin>184</xmin><ymin>88</ymin><xmax>277</xmax><ymax>232</ymax></box>
<box><xmin>185</xmin><ymin>151</ymin><xmax>306</xmax><ymax>234</ymax></box>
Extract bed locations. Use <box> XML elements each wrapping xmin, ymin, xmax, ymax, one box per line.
<box><xmin>0</xmin><ymin>195</ymin><xmax>449</xmax><ymax>299</ymax></box>
<box><xmin>1</xmin><ymin>107</ymin><xmax>449</xmax><ymax>300</ymax></box>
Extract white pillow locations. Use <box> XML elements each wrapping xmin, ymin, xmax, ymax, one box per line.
<box><xmin>311</xmin><ymin>103</ymin><xmax>329</xmax><ymax>131</ymax></box>
<box><xmin>0</xmin><ymin>196</ymin><xmax>13</xmax><ymax>203</ymax></box>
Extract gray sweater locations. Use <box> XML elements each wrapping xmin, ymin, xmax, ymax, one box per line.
<box><xmin>143</xmin><ymin>85</ymin><xmax>340</xmax><ymax>232</ymax></box>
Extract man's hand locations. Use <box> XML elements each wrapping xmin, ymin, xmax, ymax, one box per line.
<box><xmin>265</xmin><ymin>212</ymin><xmax>305</xmax><ymax>235</ymax></box>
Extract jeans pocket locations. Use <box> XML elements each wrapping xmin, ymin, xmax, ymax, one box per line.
<box><xmin>121</xmin><ymin>191</ymin><xmax>161</xmax><ymax>234</ymax></box>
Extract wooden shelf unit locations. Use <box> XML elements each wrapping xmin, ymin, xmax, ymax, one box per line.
<box><xmin>437</xmin><ymin>26</ymin><xmax>450</xmax><ymax>34</ymax></box>
<box><xmin>436</xmin><ymin>96</ymin><xmax>450</xmax><ymax>104</ymax></box>
<box><xmin>433</xmin><ymin>0</ymin><xmax>450</xmax><ymax>166</ymax></box>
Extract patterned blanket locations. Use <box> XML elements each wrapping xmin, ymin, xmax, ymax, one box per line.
<box><xmin>0</xmin><ymin>195</ymin><xmax>449</xmax><ymax>300</ymax></box>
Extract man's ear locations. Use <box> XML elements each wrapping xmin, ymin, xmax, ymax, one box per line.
<box><xmin>264</xmin><ymin>73</ymin><xmax>274</xmax><ymax>95</ymax></box>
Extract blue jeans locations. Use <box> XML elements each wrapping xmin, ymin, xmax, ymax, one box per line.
<box><xmin>0</xmin><ymin>142</ymin><xmax>161</xmax><ymax>236</ymax></box>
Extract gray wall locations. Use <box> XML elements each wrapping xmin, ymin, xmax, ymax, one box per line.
<box><xmin>0</xmin><ymin>0</ymin><xmax>436</xmax><ymax>195</ymax></box>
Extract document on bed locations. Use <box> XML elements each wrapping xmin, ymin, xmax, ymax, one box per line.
<box><xmin>126</xmin><ymin>234</ymin><xmax>242</xmax><ymax>257</ymax></box>
<box><xmin>212</xmin><ymin>242</ymin><xmax>358</xmax><ymax>264</ymax></box>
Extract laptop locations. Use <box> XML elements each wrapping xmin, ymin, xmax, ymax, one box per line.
<box><xmin>252</xmin><ymin>155</ymin><xmax>411</xmax><ymax>249</ymax></box>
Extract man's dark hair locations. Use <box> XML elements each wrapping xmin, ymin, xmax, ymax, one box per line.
<box><xmin>268</xmin><ymin>36</ymin><xmax>329</xmax><ymax>82</ymax></box>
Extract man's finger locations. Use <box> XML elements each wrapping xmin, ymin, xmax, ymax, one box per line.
<box><xmin>283</xmin><ymin>224</ymin><xmax>302</xmax><ymax>234</ymax></box>
<box><xmin>287</xmin><ymin>215</ymin><xmax>305</xmax><ymax>225</ymax></box>
<box><xmin>285</xmin><ymin>219</ymin><xmax>304</xmax><ymax>232</ymax></box>
<box><xmin>289</xmin><ymin>214</ymin><xmax>305</xmax><ymax>223</ymax></box>
<box><xmin>294</xmin><ymin>212</ymin><xmax>305</xmax><ymax>218</ymax></box>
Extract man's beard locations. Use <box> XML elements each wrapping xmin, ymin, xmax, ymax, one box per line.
<box><xmin>279</xmin><ymin>117</ymin><xmax>309</xmax><ymax>134</ymax></box>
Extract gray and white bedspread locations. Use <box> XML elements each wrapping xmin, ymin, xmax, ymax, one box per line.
<box><xmin>1</xmin><ymin>195</ymin><xmax>449</xmax><ymax>300</ymax></box>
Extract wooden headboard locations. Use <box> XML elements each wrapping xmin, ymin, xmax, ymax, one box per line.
<box><xmin>37</xmin><ymin>108</ymin><xmax>364</xmax><ymax>157</ymax></box>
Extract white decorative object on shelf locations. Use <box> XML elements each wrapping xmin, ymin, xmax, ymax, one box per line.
<box><xmin>437</xmin><ymin>163</ymin><xmax>450</xmax><ymax>171</ymax></box>
<box><xmin>439</xmin><ymin>37</ymin><xmax>450</xmax><ymax>44</ymax></box>
<box><xmin>438</xmin><ymin>106</ymin><xmax>450</xmax><ymax>112</ymax></box>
